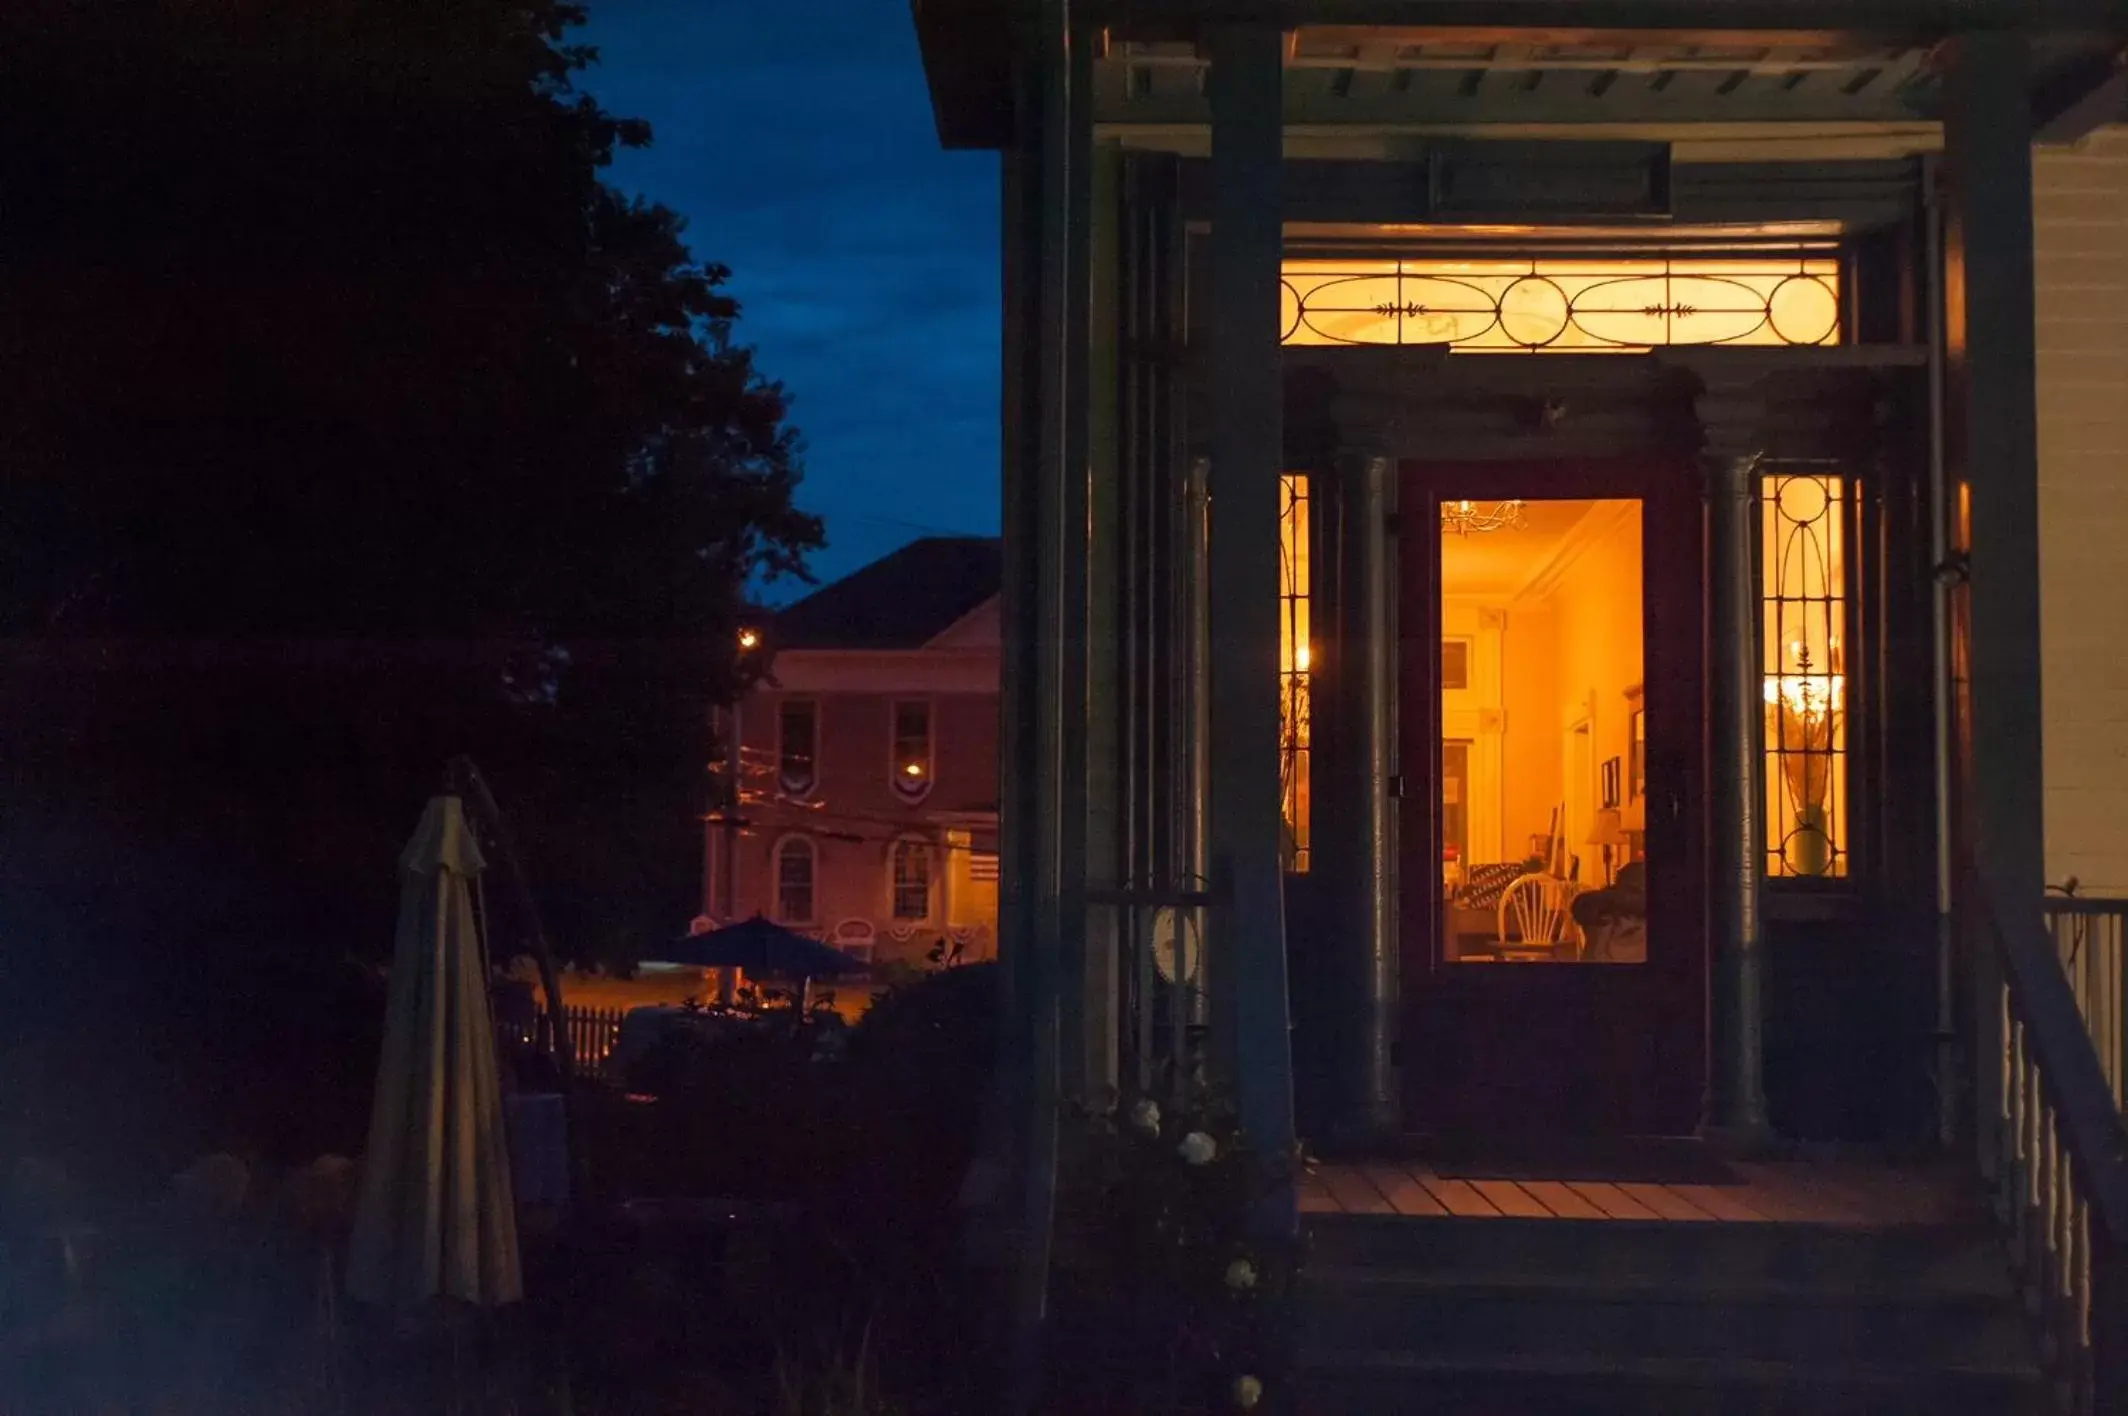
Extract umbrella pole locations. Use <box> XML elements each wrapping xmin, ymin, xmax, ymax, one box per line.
<box><xmin>451</xmin><ymin>756</ymin><xmax>594</xmax><ymax>1212</ymax></box>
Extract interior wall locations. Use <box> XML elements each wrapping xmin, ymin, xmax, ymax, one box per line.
<box><xmin>1499</xmin><ymin>602</ymin><xmax>1560</xmax><ymax>862</ymax></box>
<box><xmin>1543</xmin><ymin>503</ymin><xmax>1645</xmax><ymax>878</ymax></box>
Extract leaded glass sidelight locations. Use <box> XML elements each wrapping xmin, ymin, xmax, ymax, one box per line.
<box><xmin>1280</xmin><ymin>474</ymin><xmax>1311</xmax><ymax>873</ymax></box>
<box><xmin>1280</xmin><ymin>256</ymin><xmax>1842</xmax><ymax>353</ymax></box>
<box><xmin>1760</xmin><ymin>467</ymin><xmax>1853</xmax><ymax>879</ymax></box>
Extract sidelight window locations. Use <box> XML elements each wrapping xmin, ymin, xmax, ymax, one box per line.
<box><xmin>1280</xmin><ymin>473</ymin><xmax>1312</xmax><ymax>873</ymax></box>
<box><xmin>1760</xmin><ymin>466</ymin><xmax>1854</xmax><ymax>879</ymax></box>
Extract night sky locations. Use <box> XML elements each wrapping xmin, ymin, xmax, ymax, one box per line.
<box><xmin>583</xmin><ymin>0</ymin><xmax>1002</xmax><ymax>595</ymax></box>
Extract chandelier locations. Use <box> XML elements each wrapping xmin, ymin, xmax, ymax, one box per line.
<box><xmin>1440</xmin><ymin>499</ymin><xmax>1527</xmax><ymax>536</ymax></box>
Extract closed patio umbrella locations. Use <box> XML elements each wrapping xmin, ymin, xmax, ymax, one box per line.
<box><xmin>346</xmin><ymin>794</ymin><xmax>521</xmax><ymax>1310</ymax></box>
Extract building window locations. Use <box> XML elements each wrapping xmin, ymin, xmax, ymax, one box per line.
<box><xmin>1281</xmin><ymin>256</ymin><xmax>1842</xmax><ymax>353</ymax></box>
<box><xmin>778</xmin><ymin>700</ymin><xmax>817</xmax><ymax>797</ymax></box>
<box><xmin>1280</xmin><ymin>473</ymin><xmax>1311</xmax><ymax>873</ymax></box>
<box><xmin>891</xmin><ymin>700</ymin><xmax>933</xmax><ymax>800</ymax></box>
<box><xmin>775</xmin><ymin>837</ymin><xmax>816</xmax><ymax>923</ymax></box>
<box><xmin>891</xmin><ymin>839</ymin><xmax>933</xmax><ymax>921</ymax></box>
<box><xmin>1761</xmin><ymin>467</ymin><xmax>1853</xmax><ymax>879</ymax></box>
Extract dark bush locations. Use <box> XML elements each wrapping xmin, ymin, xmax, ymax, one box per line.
<box><xmin>844</xmin><ymin>963</ymin><xmax>1000</xmax><ymax>1210</ymax></box>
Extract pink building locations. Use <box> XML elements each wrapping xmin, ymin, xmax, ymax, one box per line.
<box><xmin>702</xmin><ymin>538</ymin><xmax>1001</xmax><ymax>969</ymax></box>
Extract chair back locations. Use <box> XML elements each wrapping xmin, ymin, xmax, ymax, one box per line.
<box><xmin>1498</xmin><ymin>874</ymin><xmax>1575</xmax><ymax>951</ymax></box>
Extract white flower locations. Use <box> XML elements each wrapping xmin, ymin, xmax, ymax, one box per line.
<box><xmin>1129</xmin><ymin>1098</ymin><xmax>1161</xmax><ymax>1135</ymax></box>
<box><xmin>1178</xmin><ymin>1131</ymin><xmax>1217</xmax><ymax>1166</ymax></box>
<box><xmin>1224</xmin><ymin>1258</ymin><xmax>1258</xmax><ymax>1291</ymax></box>
<box><xmin>1232</xmin><ymin>1374</ymin><xmax>1263</xmax><ymax>1410</ymax></box>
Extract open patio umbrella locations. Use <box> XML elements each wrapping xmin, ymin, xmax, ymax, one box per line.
<box><xmin>650</xmin><ymin>914</ymin><xmax>868</xmax><ymax>980</ymax></box>
<box><xmin>346</xmin><ymin>794</ymin><xmax>522</xmax><ymax>1310</ymax></box>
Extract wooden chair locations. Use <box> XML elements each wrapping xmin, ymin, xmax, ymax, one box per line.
<box><xmin>1496</xmin><ymin>872</ymin><xmax>1580</xmax><ymax>956</ymax></box>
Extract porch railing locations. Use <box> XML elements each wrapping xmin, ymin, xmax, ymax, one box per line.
<box><xmin>1974</xmin><ymin>876</ymin><xmax>2128</xmax><ymax>1413</ymax></box>
<box><xmin>2044</xmin><ymin>896</ymin><xmax>2128</xmax><ymax>1112</ymax></box>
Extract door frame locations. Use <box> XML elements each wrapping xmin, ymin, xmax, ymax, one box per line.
<box><xmin>1397</xmin><ymin>456</ymin><xmax>1711</xmax><ymax>1139</ymax></box>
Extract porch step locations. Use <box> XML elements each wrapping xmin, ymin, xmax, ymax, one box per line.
<box><xmin>1298</xmin><ymin>1215</ymin><xmax>2044</xmax><ymax>1415</ymax></box>
<box><xmin>1298</xmin><ymin>1350</ymin><xmax>2046</xmax><ymax>1415</ymax></box>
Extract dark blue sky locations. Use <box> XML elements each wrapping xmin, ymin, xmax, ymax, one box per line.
<box><xmin>581</xmin><ymin>0</ymin><xmax>1000</xmax><ymax>595</ymax></box>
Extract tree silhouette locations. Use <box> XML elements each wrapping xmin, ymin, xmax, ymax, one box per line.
<box><xmin>0</xmin><ymin>0</ymin><xmax>823</xmax><ymax>1162</ymax></box>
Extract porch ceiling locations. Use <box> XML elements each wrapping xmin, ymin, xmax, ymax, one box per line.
<box><xmin>912</xmin><ymin>0</ymin><xmax>2126</xmax><ymax>149</ymax></box>
<box><xmin>1096</xmin><ymin>31</ymin><xmax>2114</xmax><ymax>131</ymax></box>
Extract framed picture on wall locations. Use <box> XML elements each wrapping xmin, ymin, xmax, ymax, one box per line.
<box><xmin>1601</xmin><ymin>756</ymin><xmax>1622</xmax><ymax>809</ymax></box>
<box><xmin>1629</xmin><ymin>707</ymin><xmax>1647</xmax><ymax>799</ymax></box>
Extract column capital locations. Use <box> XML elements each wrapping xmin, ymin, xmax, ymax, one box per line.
<box><xmin>1689</xmin><ymin>371</ymin><xmax>1771</xmax><ymax>470</ymax></box>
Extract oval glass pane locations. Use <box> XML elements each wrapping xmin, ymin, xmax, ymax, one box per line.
<box><xmin>1571</xmin><ymin>275</ymin><xmax>1771</xmax><ymax>346</ymax></box>
<box><xmin>1767</xmin><ymin>275</ymin><xmax>1840</xmax><ymax>345</ymax></box>
<box><xmin>1280</xmin><ymin>279</ymin><xmax>1304</xmax><ymax>343</ymax></box>
<box><xmin>1395</xmin><ymin>275</ymin><xmax>1503</xmax><ymax>346</ymax></box>
<box><xmin>1293</xmin><ymin>274</ymin><xmax>1404</xmax><ymax>344</ymax></box>
<box><xmin>1498</xmin><ymin>277</ymin><xmax>1570</xmax><ymax>347</ymax></box>
<box><xmin>1772</xmin><ymin>473</ymin><xmax>1832</xmax><ymax>526</ymax></box>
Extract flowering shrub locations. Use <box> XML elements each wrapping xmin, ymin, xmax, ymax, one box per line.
<box><xmin>1049</xmin><ymin>1085</ymin><xmax>1301</xmax><ymax>1414</ymax></box>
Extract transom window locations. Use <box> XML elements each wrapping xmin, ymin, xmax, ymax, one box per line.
<box><xmin>775</xmin><ymin>837</ymin><xmax>817</xmax><ymax>924</ymax></box>
<box><xmin>891</xmin><ymin>839</ymin><xmax>933</xmax><ymax>921</ymax></box>
<box><xmin>1280</xmin><ymin>256</ymin><xmax>1842</xmax><ymax>353</ymax></box>
<box><xmin>892</xmin><ymin>700</ymin><xmax>933</xmax><ymax>800</ymax></box>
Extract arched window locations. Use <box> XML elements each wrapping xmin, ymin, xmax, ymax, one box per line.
<box><xmin>890</xmin><ymin>839</ymin><xmax>932</xmax><ymax>922</ymax></box>
<box><xmin>891</xmin><ymin>700</ymin><xmax>933</xmax><ymax>801</ymax></box>
<box><xmin>778</xmin><ymin>699</ymin><xmax>818</xmax><ymax>797</ymax></box>
<box><xmin>774</xmin><ymin>836</ymin><xmax>816</xmax><ymax>924</ymax></box>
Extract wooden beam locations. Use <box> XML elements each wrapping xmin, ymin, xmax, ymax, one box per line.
<box><xmin>1299</xmin><ymin>25</ymin><xmax>1862</xmax><ymax>51</ymax></box>
<box><xmin>1089</xmin><ymin>0</ymin><xmax>2020</xmax><ymax>44</ymax></box>
<box><xmin>2034</xmin><ymin>48</ymin><xmax>2128</xmax><ymax>145</ymax></box>
<box><xmin>1095</xmin><ymin>78</ymin><xmax>1940</xmax><ymax>126</ymax></box>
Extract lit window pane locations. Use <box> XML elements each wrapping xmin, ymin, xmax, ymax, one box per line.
<box><xmin>892</xmin><ymin>701</ymin><xmax>931</xmax><ymax>799</ymax></box>
<box><xmin>1280</xmin><ymin>474</ymin><xmax>1311</xmax><ymax>873</ymax></box>
<box><xmin>1281</xmin><ymin>257</ymin><xmax>1842</xmax><ymax>353</ymax></box>
<box><xmin>1761</xmin><ymin>469</ymin><xmax>1851</xmax><ymax>878</ymax></box>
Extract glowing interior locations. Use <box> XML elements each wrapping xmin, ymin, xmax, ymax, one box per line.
<box><xmin>1281</xmin><ymin>257</ymin><xmax>1842</xmax><ymax>352</ymax></box>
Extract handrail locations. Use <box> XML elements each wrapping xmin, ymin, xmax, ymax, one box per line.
<box><xmin>1968</xmin><ymin>866</ymin><xmax>2128</xmax><ymax>1411</ymax></box>
<box><xmin>2042</xmin><ymin>896</ymin><xmax>2128</xmax><ymax>1111</ymax></box>
<box><xmin>1985</xmin><ymin>883</ymin><xmax>2128</xmax><ymax>1232</ymax></box>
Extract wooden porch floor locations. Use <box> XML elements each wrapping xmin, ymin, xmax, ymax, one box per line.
<box><xmin>1300</xmin><ymin>1157</ymin><xmax>1974</xmax><ymax>1226</ymax></box>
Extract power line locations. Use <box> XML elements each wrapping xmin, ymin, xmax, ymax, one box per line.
<box><xmin>705</xmin><ymin>804</ymin><xmax>998</xmax><ymax>853</ymax></box>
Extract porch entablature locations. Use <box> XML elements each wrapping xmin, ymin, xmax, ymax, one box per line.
<box><xmin>912</xmin><ymin>0</ymin><xmax>2126</xmax><ymax>149</ymax></box>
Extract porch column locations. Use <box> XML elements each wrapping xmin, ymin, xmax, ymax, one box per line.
<box><xmin>1326</xmin><ymin>448</ymin><xmax>1398</xmax><ymax>1139</ymax></box>
<box><xmin>1700</xmin><ymin>381</ymin><xmax>1774</xmax><ymax>1149</ymax></box>
<box><xmin>1942</xmin><ymin>33</ymin><xmax>2043</xmax><ymax>1159</ymax></box>
<box><xmin>1205</xmin><ymin>22</ymin><xmax>1297</xmax><ymax>1174</ymax></box>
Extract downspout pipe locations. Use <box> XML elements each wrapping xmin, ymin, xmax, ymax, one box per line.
<box><xmin>1923</xmin><ymin>155</ymin><xmax>1960</xmax><ymax>1150</ymax></box>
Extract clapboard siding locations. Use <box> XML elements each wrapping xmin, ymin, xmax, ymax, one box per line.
<box><xmin>2037</xmin><ymin>125</ymin><xmax>2128</xmax><ymax>894</ymax></box>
